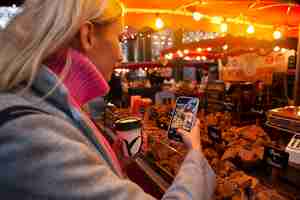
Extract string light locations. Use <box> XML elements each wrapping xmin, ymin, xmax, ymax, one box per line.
<box><xmin>155</xmin><ymin>17</ymin><xmax>164</xmax><ymax>29</ymax></box>
<box><xmin>220</xmin><ymin>23</ymin><xmax>228</xmax><ymax>33</ymax></box>
<box><xmin>207</xmin><ymin>47</ymin><xmax>212</xmax><ymax>51</ymax></box>
<box><xmin>211</xmin><ymin>16</ymin><xmax>223</xmax><ymax>24</ymax></box>
<box><xmin>222</xmin><ymin>44</ymin><xmax>228</xmax><ymax>50</ymax></box>
<box><xmin>165</xmin><ymin>53</ymin><xmax>173</xmax><ymax>60</ymax></box>
<box><xmin>273</xmin><ymin>30</ymin><xmax>282</xmax><ymax>40</ymax></box>
<box><xmin>247</xmin><ymin>25</ymin><xmax>255</xmax><ymax>34</ymax></box>
<box><xmin>126</xmin><ymin>8</ymin><xmax>274</xmax><ymax>30</ymax></box>
<box><xmin>197</xmin><ymin>47</ymin><xmax>202</xmax><ymax>52</ymax></box>
<box><xmin>192</xmin><ymin>12</ymin><xmax>203</xmax><ymax>21</ymax></box>
<box><xmin>281</xmin><ymin>48</ymin><xmax>287</xmax><ymax>53</ymax></box>
<box><xmin>177</xmin><ymin>50</ymin><xmax>184</xmax><ymax>57</ymax></box>
<box><xmin>196</xmin><ymin>56</ymin><xmax>201</xmax><ymax>61</ymax></box>
<box><xmin>273</xmin><ymin>46</ymin><xmax>280</xmax><ymax>52</ymax></box>
<box><xmin>184</xmin><ymin>49</ymin><xmax>189</xmax><ymax>54</ymax></box>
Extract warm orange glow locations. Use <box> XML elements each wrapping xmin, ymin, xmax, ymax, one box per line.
<box><xmin>184</xmin><ymin>49</ymin><xmax>190</xmax><ymax>54</ymax></box>
<box><xmin>207</xmin><ymin>47</ymin><xmax>212</xmax><ymax>51</ymax></box>
<box><xmin>220</xmin><ymin>23</ymin><xmax>228</xmax><ymax>33</ymax></box>
<box><xmin>177</xmin><ymin>50</ymin><xmax>184</xmax><ymax>57</ymax></box>
<box><xmin>165</xmin><ymin>53</ymin><xmax>173</xmax><ymax>60</ymax></box>
<box><xmin>192</xmin><ymin>12</ymin><xmax>203</xmax><ymax>21</ymax></box>
<box><xmin>211</xmin><ymin>16</ymin><xmax>223</xmax><ymax>24</ymax></box>
<box><xmin>222</xmin><ymin>44</ymin><xmax>228</xmax><ymax>50</ymax></box>
<box><xmin>155</xmin><ymin>17</ymin><xmax>164</xmax><ymax>29</ymax></box>
<box><xmin>247</xmin><ymin>25</ymin><xmax>255</xmax><ymax>34</ymax></box>
<box><xmin>273</xmin><ymin>46</ymin><xmax>280</xmax><ymax>52</ymax></box>
<box><xmin>273</xmin><ymin>30</ymin><xmax>282</xmax><ymax>40</ymax></box>
<box><xmin>202</xmin><ymin>56</ymin><xmax>207</xmax><ymax>60</ymax></box>
<box><xmin>197</xmin><ymin>47</ymin><xmax>202</xmax><ymax>52</ymax></box>
<box><xmin>281</xmin><ymin>48</ymin><xmax>287</xmax><ymax>53</ymax></box>
<box><xmin>184</xmin><ymin>56</ymin><xmax>191</xmax><ymax>60</ymax></box>
<box><xmin>196</xmin><ymin>56</ymin><xmax>201</xmax><ymax>61</ymax></box>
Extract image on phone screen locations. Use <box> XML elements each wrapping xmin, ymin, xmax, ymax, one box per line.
<box><xmin>168</xmin><ymin>97</ymin><xmax>199</xmax><ymax>142</ymax></box>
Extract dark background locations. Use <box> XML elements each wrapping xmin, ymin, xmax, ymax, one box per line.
<box><xmin>0</xmin><ymin>0</ymin><xmax>24</xmax><ymax>6</ymax></box>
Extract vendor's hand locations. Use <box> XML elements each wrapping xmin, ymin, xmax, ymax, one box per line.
<box><xmin>177</xmin><ymin>119</ymin><xmax>202</xmax><ymax>152</ymax></box>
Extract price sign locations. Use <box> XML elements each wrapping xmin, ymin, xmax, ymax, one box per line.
<box><xmin>288</xmin><ymin>55</ymin><xmax>296</xmax><ymax>69</ymax></box>
<box><xmin>208</xmin><ymin>125</ymin><xmax>222</xmax><ymax>144</ymax></box>
<box><xmin>263</xmin><ymin>145</ymin><xmax>289</xmax><ymax>169</ymax></box>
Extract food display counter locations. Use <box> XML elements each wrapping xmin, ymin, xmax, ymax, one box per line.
<box><xmin>94</xmin><ymin>105</ymin><xmax>300</xmax><ymax>200</ymax></box>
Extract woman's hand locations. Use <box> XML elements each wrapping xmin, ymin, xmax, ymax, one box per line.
<box><xmin>177</xmin><ymin>119</ymin><xmax>202</xmax><ymax>152</ymax></box>
<box><xmin>112</xmin><ymin>138</ymin><xmax>133</xmax><ymax>172</ymax></box>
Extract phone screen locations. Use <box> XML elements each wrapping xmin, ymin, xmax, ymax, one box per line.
<box><xmin>168</xmin><ymin>97</ymin><xmax>199</xmax><ymax>142</ymax></box>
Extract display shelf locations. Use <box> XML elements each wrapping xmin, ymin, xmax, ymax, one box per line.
<box><xmin>265</xmin><ymin>121</ymin><xmax>299</xmax><ymax>135</ymax></box>
<box><xmin>135</xmin><ymin>156</ymin><xmax>170</xmax><ymax>192</ymax></box>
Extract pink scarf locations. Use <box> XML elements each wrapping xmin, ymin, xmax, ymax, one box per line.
<box><xmin>46</xmin><ymin>48</ymin><xmax>123</xmax><ymax>177</ymax></box>
<box><xmin>47</xmin><ymin>48</ymin><xmax>110</xmax><ymax>107</ymax></box>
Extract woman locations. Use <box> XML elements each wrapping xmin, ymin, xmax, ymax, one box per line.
<box><xmin>0</xmin><ymin>0</ymin><xmax>215</xmax><ymax>199</ymax></box>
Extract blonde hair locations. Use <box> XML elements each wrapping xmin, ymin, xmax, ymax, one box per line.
<box><xmin>0</xmin><ymin>0</ymin><xmax>123</xmax><ymax>91</ymax></box>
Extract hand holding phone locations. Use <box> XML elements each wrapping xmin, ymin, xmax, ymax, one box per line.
<box><xmin>177</xmin><ymin>119</ymin><xmax>202</xmax><ymax>151</ymax></box>
<box><xmin>168</xmin><ymin>96</ymin><xmax>200</xmax><ymax>142</ymax></box>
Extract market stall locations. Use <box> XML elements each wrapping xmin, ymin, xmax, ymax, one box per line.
<box><xmin>1</xmin><ymin>0</ymin><xmax>300</xmax><ymax>199</ymax></box>
<box><xmin>93</xmin><ymin>104</ymin><xmax>300</xmax><ymax>199</ymax></box>
<box><xmin>90</xmin><ymin>1</ymin><xmax>300</xmax><ymax>199</ymax></box>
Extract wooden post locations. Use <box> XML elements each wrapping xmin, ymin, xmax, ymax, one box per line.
<box><xmin>294</xmin><ymin>25</ymin><xmax>300</xmax><ymax>105</ymax></box>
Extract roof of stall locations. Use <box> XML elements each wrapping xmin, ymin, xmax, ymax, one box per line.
<box><xmin>122</xmin><ymin>0</ymin><xmax>300</xmax><ymax>38</ymax></box>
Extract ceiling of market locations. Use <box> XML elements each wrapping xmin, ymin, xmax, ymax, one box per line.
<box><xmin>121</xmin><ymin>0</ymin><xmax>300</xmax><ymax>38</ymax></box>
<box><xmin>1</xmin><ymin>0</ymin><xmax>300</xmax><ymax>38</ymax></box>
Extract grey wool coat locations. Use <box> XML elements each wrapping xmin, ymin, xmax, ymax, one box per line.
<box><xmin>0</xmin><ymin>67</ymin><xmax>216</xmax><ymax>199</ymax></box>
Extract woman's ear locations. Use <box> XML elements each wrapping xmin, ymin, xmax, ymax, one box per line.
<box><xmin>78</xmin><ymin>22</ymin><xmax>95</xmax><ymax>53</ymax></box>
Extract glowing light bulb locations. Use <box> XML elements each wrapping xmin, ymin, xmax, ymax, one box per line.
<box><xmin>273</xmin><ymin>30</ymin><xmax>282</xmax><ymax>40</ymax></box>
<box><xmin>223</xmin><ymin>44</ymin><xmax>228</xmax><ymax>50</ymax></box>
<box><xmin>197</xmin><ymin>48</ymin><xmax>202</xmax><ymax>52</ymax></box>
<box><xmin>207</xmin><ymin>47</ymin><xmax>212</xmax><ymax>51</ymax></box>
<box><xmin>220</xmin><ymin>23</ymin><xmax>228</xmax><ymax>33</ymax></box>
<box><xmin>192</xmin><ymin>12</ymin><xmax>203</xmax><ymax>21</ymax></box>
<box><xmin>247</xmin><ymin>25</ymin><xmax>255</xmax><ymax>34</ymax></box>
<box><xmin>155</xmin><ymin>17</ymin><xmax>164</xmax><ymax>29</ymax></box>
<box><xmin>177</xmin><ymin>50</ymin><xmax>184</xmax><ymax>57</ymax></box>
<box><xmin>281</xmin><ymin>48</ymin><xmax>287</xmax><ymax>53</ymax></box>
<box><xmin>273</xmin><ymin>46</ymin><xmax>280</xmax><ymax>52</ymax></box>
<box><xmin>184</xmin><ymin>49</ymin><xmax>189</xmax><ymax>54</ymax></box>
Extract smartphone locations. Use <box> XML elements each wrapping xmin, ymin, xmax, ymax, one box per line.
<box><xmin>168</xmin><ymin>96</ymin><xmax>200</xmax><ymax>142</ymax></box>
